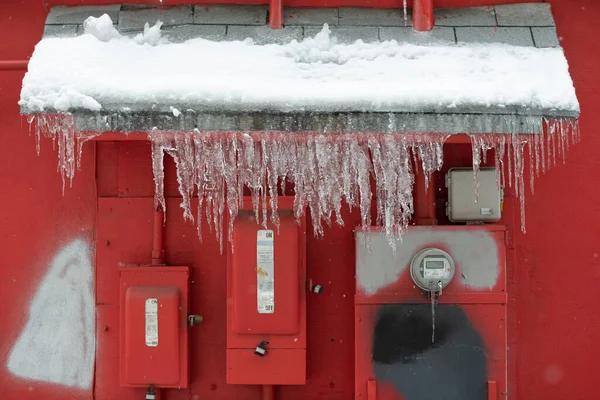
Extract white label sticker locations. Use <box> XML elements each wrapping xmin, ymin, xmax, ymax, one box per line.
<box><xmin>257</xmin><ymin>230</ymin><xmax>274</xmax><ymax>314</ymax></box>
<box><xmin>145</xmin><ymin>298</ymin><xmax>158</xmax><ymax>347</ymax></box>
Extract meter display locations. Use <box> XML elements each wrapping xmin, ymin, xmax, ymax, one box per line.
<box><xmin>410</xmin><ymin>248</ymin><xmax>455</xmax><ymax>291</ymax></box>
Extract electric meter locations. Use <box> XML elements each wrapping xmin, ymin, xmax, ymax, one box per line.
<box><xmin>409</xmin><ymin>248</ymin><xmax>455</xmax><ymax>291</ymax></box>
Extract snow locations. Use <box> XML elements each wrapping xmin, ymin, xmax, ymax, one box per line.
<box><xmin>20</xmin><ymin>15</ymin><xmax>579</xmax><ymax>115</ymax></box>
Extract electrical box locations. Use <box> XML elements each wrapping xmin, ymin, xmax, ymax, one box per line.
<box><xmin>227</xmin><ymin>198</ymin><xmax>306</xmax><ymax>385</ymax></box>
<box><xmin>446</xmin><ymin>167</ymin><xmax>502</xmax><ymax>222</ymax></box>
<box><xmin>119</xmin><ymin>266</ymin><xmax>190</xmax><ymax>388</ymax></box>
<box><xmin>354</xmin><ymin>226</ymin><xmax>507</xmax><ymax>400</ymax></box>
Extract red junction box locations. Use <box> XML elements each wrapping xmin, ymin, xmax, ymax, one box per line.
<box><xmin>226</xmin><ymin>197</ymin><xmax>306</xmax><ymax>385</ymax></box>
<box><xmin>119</xmin><ymin>266</ymin><xmax>190</xmax><ymax>388</ymax></box>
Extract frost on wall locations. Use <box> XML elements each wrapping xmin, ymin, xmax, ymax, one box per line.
<box><xmin>28</xmin><ymin>115</ymin><xmax>579</xmax><ymax>251</ymax></box>
<box><xmin>7</xmin><ymin>239</ymin><xmax>95</xmax><ymax>390</ymax></box>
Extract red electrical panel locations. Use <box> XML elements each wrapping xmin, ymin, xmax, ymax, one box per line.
<box><xmin>119</xmin><ymin>266</ymin><xmax>190</xmax><ymax>388</ymax></box>
<box><xmin>354</xmin><ymin>226</ymin><xmax>507</xmax><ymax>400</ymax></box>
<box><xmin>226</xmin><ymin>197</ymin><xmax>306</xmax><ymax>385</ymax></box>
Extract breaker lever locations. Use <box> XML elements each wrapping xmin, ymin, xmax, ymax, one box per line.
<box><xmin>188</xmin><ymin>315</ymin><xmax>203</xmax><ymax>327</ymax></box>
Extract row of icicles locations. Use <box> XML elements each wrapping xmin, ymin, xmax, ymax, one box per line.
<box><xmin>28</xmin><ymin>114</ymin><xmax>580</xmax><ymax>252</ymax></box>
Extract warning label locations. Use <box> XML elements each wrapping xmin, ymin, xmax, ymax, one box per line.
<box><xmin>145</xmin><ymin>298</ymin><xmax>158</xmax><ymax>347</ymax></box>
<box><xmin>257</xmin><ymin>230</ymin><xmax>274</xmax><ymax>314</ymax></box>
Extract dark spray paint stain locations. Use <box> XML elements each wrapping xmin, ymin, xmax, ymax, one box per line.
<box><xmin>372</xmin><ymin>304</ymin><xmax>487</xmax><ymax>400</ymax></box>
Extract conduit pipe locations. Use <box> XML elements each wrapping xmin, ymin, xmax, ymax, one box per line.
<box><xmin>151</xmin><ymin>207</ymin><xmax>165</xmax><ymax>265</ymax></box>
<box><xmin>412</xmin><ymin>0</ymin><xmax>434</xmax><ymax>32</ymax></box>
<box><xmin>269</xmin><ymin>0</ymin><xmax>283</xmax><ymax>29</ymax></box>
<box><xmin>0</xmin><ymin>60</ymin><xmax>28</xmax><ymax>70</ymax></box>
<box><xmin>262</xmin><ymin>384</ymin><xmax>275</xmax><ymax>400</ymax></box>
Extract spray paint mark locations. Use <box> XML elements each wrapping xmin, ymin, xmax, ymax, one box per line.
<box><xmin>356</xmin><ymin>230</ymin><xmax>501</xmax><ymax>294</ymax></box>
<box><xmin>372</xmin><ymin>304</ymin><xmax>487</xmax><ymax>400</ymax></box>
<box><xmin>7</xmin><ymin>239</ymin><xmax>95</xmax><ymax>389</ymax></box>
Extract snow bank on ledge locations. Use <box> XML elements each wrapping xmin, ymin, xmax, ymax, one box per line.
<box><xmin>19</xmin><ymin>14</ymin><xmax>579</xmax><ymax>114</ymax></box>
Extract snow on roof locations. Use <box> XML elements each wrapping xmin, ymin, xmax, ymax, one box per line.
<box><xmin>20</xmin><ymin>12</ymin><xmax>579</xmax><ymax>134</ymax></box>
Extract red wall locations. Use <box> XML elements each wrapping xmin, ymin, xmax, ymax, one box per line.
<box><xmin>1</xmin><ymin>0</ymin><xmax>599</xmax><ymax>399</ymax></box>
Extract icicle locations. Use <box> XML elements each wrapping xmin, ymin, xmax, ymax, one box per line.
<box><xmin>431</xmin><ymin>291</ymin><xmax>436</xmax><ymax>344</ymax></box>
<box><xmin>528</xmin><ymin>135</ymin><xmax>535</xmax><ymax>195</ymax></box>
<box><xmin>149</xmin><ymin>131</ymin><xmax>173</xmax><ymax>217</ymax></box>
<box><xmin>494</xmin><ymin>135</ymin><xmax>506</xmax><ymax>190</ymax></box>
<box><xmin>403</xmin><ymin>0</ymin><xmax>408</xmax><ymax>26</ymax></box>
<box><xmin>28</xmin><ymin>114</ymin><xmax>582</xmax><ymax>253</ymax></box>
<box><xmin>76</xmin><ymin>132</ymin><xmax>102</xmax><ymax>171</ymax></box>
<box><xmin>512</xmin><ymin>134</ymin><xmax>527</xmax><ymax>233</ymax></box>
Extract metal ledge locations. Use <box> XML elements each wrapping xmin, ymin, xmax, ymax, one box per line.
<box><xmin>20</xmin><ymin>110</ymin><xmax>574</xmax><ymax>134</ymax></box>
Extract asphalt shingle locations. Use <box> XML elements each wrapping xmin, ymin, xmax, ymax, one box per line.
<box><xmin>456</xmin><ymin>27</ymin><xmax>534</xmax><ymax>47</ymax></box>
<box><xmin>339</xmin><ymin>7</ymin><xmax>410</xmax><ymax>27</ymax></box>
<box><xmin>283</xmin><ymin>8</ymin><xmax>339</xmax><ymax>26</ymax></box>
<box><xmin>119</xmin><ymin>5</ymin><xmax>193</xmax><ymax>32</ymax></box>
<box><xmin>495</xmin><ymin>3</ymin><xmax>555</xmax><ymax>27</ymax></box>
<box><xmin>46</xmin><ymin>5</ymin><xmax>121</xmax><ymax>25</ymax></box>
<box><xmin>194</xmin><ymin>5</ymin><xmax>268</xmax><ymax>26</ymax></box>
<box><xmin>435</xmin><ymin>6</ymin><xmax>496</xmax><ymax>27</ymax></box>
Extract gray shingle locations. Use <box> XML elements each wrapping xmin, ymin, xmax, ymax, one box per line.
<box><xmin>532</xmin><ymin>27</ymin><xmax>560</xmax><ymax>48</ymax></box>
<box><xmin>380</xmin><ymin>26</ymin><xmax>455</xmax><ymax>44</ymax></box>
<box><xmin>283</xmin><ymin>8</ymin><xmax>339</xmax><ymax>26</ymax></box>
<box><xmin>46</xmin><ymin>5</ymin><xmax>121</xmax><ymax>25</ymax></box>
<box><xmin>456</xmin><ymin>27</ymin><xmax>534</xmax><ymax>47</ymax></box>
<box><xmin>339</xmin><ymin>7</ymin><xmax>410</xmax><ymax>27</ymax></box>
<box><xmin>435</xmin><ymin>6</ymin><xmax>496</xmax><ymax>27</ymax></box>
<box><xmin>161</xmin><ymin>25</ymin><xmax>226</xmax><ymax>42</ymax></box>
<box><xmin>495</xmin><ymin>3</ymin><xmax>555</xmax><ymax>27</ymax></box>
<box><xmin>42</xmin><ymin>24</ymin><xmax>80</xmax><ymax>38</ymax></box>
<box><xmin>194</xmin><ymin>5</ymin><xmax>267</xmax><ymax>26</ymax></box>
<box><xmin>227</xmin><ymin>26</ymin><xmax>303</xmax><ymax>44</ymax></box>
<box><xmin>304</xmin><ymin>26</ymin><xmax>379</xmax><ymax>44</ymax></box>
<box><xmin>119</xmin><ymin>6</ymin><xmax>193</xmax><ymax>32</ymax></box>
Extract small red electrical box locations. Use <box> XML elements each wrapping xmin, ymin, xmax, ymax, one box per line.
<box><xmin>226</xmin><ymin>198</ymin><xmax>306</xmax><ymax>385</ymax></box>
<box><xmin>119</xmin><ymin>266</ymin><xmax>190</xmax><ymax>388</ymax></box>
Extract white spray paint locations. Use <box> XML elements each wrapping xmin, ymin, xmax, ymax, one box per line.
<box><xmin>356</xmin><ymin>229</ymin><xmax>500</xmax><ymax>294</ymax></box>
<box><xmin>7</xmin><ymin>239</ymin><xmax>95</xmax><ymax>390</ymax></box>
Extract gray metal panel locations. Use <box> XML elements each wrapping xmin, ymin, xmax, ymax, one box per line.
<box><xmin>46</xmin><ymin>5</ymin><xmax>121</xmax><ymax>25</ymax></box>
<box><xmin>495</xmin><ymin>3</ymin><xmax>555</xmax><ymax>27</ymax></box>
<box><xmin>355</xmin><ymin>228</ymin><xmax>501</xmax><ymax>294</ymax></box>
<box><xmin>193</xmin><ymin>5</ymin><xmax>268</xmax><ymax>26</ymax></box>
<box><xmin>434</xmin><ymin>7</ymin><xmax>496</xmax><ymax>27</ymax></box>
<box><xmin>456</xmin><ymin>27</ymin><xmax>534</xmax><ymax>47</ymax></box>
<box><xmin>447</xmin><ymin>168</ymin><xmax>501</xmax><ymax>222</ymax></box>
<box><xmin>339</xmin><ymin>7</ymin><xmax>410</xmax><ymax>27</ymax></box>
<box><xmin>283</xmin><ymin>8</ymin><xmax>339</xmax><ymax>26</ymax></box>
<box><xmin>379</xmin><ymin>26</ymin><xmax>455</xmax><ymax>44</ymax></box>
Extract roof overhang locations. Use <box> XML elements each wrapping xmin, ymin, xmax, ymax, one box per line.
<box><xmin>20</xmin><ymin>3</ymin><xmax>580</xmax><ymax>135</ymax></box>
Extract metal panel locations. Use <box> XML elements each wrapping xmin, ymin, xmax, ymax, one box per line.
<box><xmin>226</xmin><ymin>197</ymin><xmax>307</xmax><ymax>384</ymax></box>
<box><xmin>355</xmin><ymin>227</ymin><xmax>507</xmax><ymax>400</ymax></box>
<box><xmin>119</xmin><ymin>266</ymin><xmax>190</xmax><ymax>388</ymax></box>
<box><xmin>447</xmin><ymin>167</ymin><xmax>502</xmax><ymax>222</ymax></box>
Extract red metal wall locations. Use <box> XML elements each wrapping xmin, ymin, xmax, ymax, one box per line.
<box><xmin>0</xmin><ymin>0</ymin><xmax>599</xmax><ymax>399</ymax></box>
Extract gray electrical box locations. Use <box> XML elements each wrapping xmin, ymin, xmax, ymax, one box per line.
<box><xmin>446</xmin><ymin>167</ymin><xmax>502</xmax><ymax>222</ymax></box>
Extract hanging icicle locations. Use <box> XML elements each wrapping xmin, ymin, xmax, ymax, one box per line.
<box><xmin>27</xmin><ymin>113</ymin><xmax>580</xmax><ymax>252</ymax></box>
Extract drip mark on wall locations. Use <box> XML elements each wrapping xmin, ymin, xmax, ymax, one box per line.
<box><xmin>7</xmin><ymin>239</ymin><xmax>95</xmax><ymax>389</ymax></box>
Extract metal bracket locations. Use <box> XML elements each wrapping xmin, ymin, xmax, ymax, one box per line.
<box><xmin>188</xmin><ymin>315</ymin><xmax>203</xmax><ymax>327</ymax></box>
